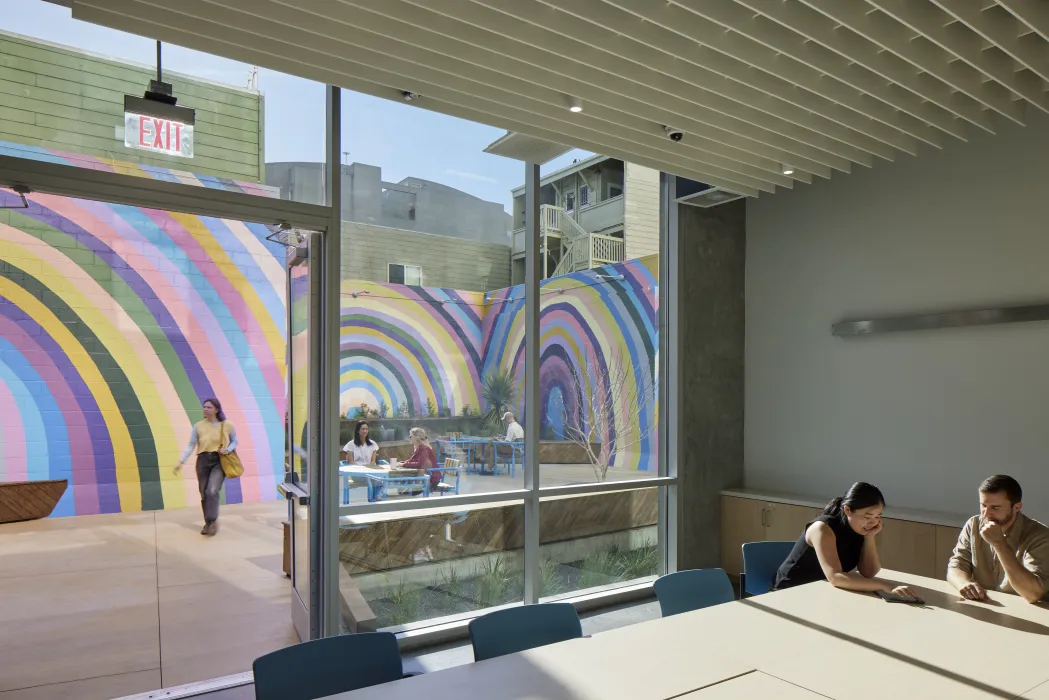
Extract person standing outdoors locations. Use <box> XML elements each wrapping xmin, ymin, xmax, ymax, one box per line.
<box><xmin>947</xmin><ymin>475</ymin><xmax>1049</xmax><ymax>603</ymax></box>
<box><xmin>175</xmin><ymin>398</ymin><xmax>238</xmax><ymax>536</ymax></box>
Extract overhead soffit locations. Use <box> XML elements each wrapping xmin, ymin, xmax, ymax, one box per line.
<box><xmin>484</xmin><ymin>131</ymin><xmax>573</xmax><ymax>165</ymax></box>
<box><xmin>71</xmin><ymin>0</ymin><xmax>1049</xmax><ymax>198</ymax></box>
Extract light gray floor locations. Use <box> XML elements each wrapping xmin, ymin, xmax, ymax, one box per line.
<box><xmin>183</xmin><ymin>598</ymin><xmax>662</xmax><ymax>699</ymax></box>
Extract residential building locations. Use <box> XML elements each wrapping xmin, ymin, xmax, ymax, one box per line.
<box><xmin>506</xmin><ymin>154</ymin><xmax>660</xmax><ymax>283</ymax></box>
<box><xmin>267</xmin><ymin>161</ymin><xmax>512</xmax><ymax>290</ymax></box>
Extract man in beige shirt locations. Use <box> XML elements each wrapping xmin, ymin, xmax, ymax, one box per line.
<box><xmin>947</xmin><ymin>475</ymin><xmax>1049</xmax><ymax>604</ymax></box>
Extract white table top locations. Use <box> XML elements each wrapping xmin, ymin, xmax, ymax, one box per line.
<box><xmin>324</xmin><ymin>571</ymin><xmax>1049</xmax><ymax>700</ymax></box>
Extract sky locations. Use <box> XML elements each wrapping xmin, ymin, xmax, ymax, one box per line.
<box><xmin>3</xmin><ymin>0</ymin><xmax>591</xmax><ymax>212</ymax></box>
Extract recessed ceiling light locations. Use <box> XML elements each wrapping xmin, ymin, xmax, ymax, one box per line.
<box><xmin>782</xmin><ymin>164</ymin><xmax>795</xmax><ymax>175</ymax></box>
<box><xmin>568</xmin><ymin>96</ymin><xmax>583</xmax><ymax>113</ymax></box>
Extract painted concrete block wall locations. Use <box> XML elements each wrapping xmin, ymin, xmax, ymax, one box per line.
<box><xmin>623</xmin><ymin>163</ymin><xmax>660</xmax><ymax>261</ymax></box>
<box><xmin>0</xmin><ymin>187</ymin><xmax>286</xmax><ymax>517</ymax></box>
<box><xmin>0</xmin><ymin>30</ymin><xmax>264</xmax><ymax>183</ymax></box>
<box><xmin>341</xmin><ymin>221</ymin><xmax>511</xmax><ymax>292</ymax></box>
<box><xmin>746</xmin><ymin>110</ymin><xmax>1049</xmax><ymax>520</ymax></box>
<box><xmin>482</xmin><ymin>257</ymin><xmax>660</xmax><ymax>472</ymax></box>
<box><xmin>338</xmin><ymin>258</ymin><xmax>659</xmax><ymax>473</ymax></box>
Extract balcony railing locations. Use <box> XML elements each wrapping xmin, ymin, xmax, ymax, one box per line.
<box><xmin>591</xmin><ymin>233</ymin><xmax>625</xmax><ymax>265</ymax></box>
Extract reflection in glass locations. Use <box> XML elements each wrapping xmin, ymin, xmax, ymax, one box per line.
<box><xmin>539</xmin><ymin>488</ymin><xmax>660</xmax><ymax>599</ymax></box>
<box><xmin>338</xmin><ymin>505</ymin><xmax>525</xmax><ymax>631</ymax></box>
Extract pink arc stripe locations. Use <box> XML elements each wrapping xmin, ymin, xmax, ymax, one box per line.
<box><xmin>0</xmin><ymin>316</ymin><xmax>99</xmax><ymax>513</ymax></box>
<box><xmin>0</xmin><ymin>376</ymin><xmax>26</xmax><ymax>482</ymax></box>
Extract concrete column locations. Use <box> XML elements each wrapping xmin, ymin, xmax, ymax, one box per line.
<box><xmin>676</xmin><ymin>199</ymin><xmax>746</xmax><ymax>570</ymax></box>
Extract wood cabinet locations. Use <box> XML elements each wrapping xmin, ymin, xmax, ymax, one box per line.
<box><xmin>877</xmin><ymin>519</ymin><xmax>937</xmax><ymax>578</ymax></box>
<box><xmin>721</xmin><ymin>494</ymin><xmax>967</xmax><ymax>582</ymax></box>
<box><xmin>766</xmin><ymin>502</ymin><xmax>820</xmax><ymax>542</ymax></box>
<box><xmin>720</xmin><ymin>496</ymin><xmax>817</xmax><ymax>577</ymax></box>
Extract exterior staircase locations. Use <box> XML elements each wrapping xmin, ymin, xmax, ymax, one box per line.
<box><xmin>542</xmin><ymin>204</ymin><xmax>625</xmax><ymax>277</ymax></box>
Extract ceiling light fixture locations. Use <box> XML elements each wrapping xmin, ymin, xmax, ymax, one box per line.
<box><xmin>567</xmin><ymin>96</ymin><xmax>583</xmax><ymax>113</ymax></box>
<box><xmin>781</xmin><ymin>164</ymin><xmax>795</xmax><ymax>175</ymax></box>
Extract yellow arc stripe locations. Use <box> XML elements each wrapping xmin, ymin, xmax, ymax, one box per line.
<box><xmin>0</xmin><ymin>277</ymin><xmax>142</xmax><ymax>510</ymax></box>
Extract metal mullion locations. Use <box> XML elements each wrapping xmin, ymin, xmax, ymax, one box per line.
<box><xmin>319</xmin><ymin>85</ymin><xmax>342</xmax><ymax>638</ymax></box>
<box><xmin>338</xmin><ymin>489</ymin><xmax>530</xmax><ymax>517</ymax></box>
<box><xmin>523</xmin><ymin>161</ymin><xmax>541</xmax><ymax>605</ymax></box>
<box><xmin>535</xmin><ymin>477</ymin><xmax>677</xmax><ymax>500</ymax></box>
<box><xmin>659</xmin><ymin>172</ymin><xmax>680</xmax><ymax>575</ymax></box>
<box><xmin>0</xmin><ymin>155</ymin><xmax>332</xmax><ymax>230</ymax></box>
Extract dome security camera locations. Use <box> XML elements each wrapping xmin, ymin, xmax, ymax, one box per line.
<box><xmin>663</xmin><ymin>125</ymin><xmax>684</xmax><ymax>142</ymax></box>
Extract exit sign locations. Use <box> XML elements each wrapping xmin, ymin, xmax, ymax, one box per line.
<box><xmin>124</xmin><ymin>112</ymin><xmax>194</xmax><ymax>158</ymax></box>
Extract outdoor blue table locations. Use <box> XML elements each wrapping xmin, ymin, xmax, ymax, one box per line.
<box><xmin>445</xmin><ymin>437</ymin><xmax>493</xmax><ymax>474</ymax></box>
<box><xmin>338</xmin><ymin>464</ymin><xmax>428</xmax><ymax>502</ymax></box>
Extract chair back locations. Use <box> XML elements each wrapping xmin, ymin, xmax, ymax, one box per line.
<box><xmin>469</xmin><ymin>603</ymin><xmax>582</xmax><ymax>661</ymax></box>
<box><xmin>653</xmin><ymin>568</ymin><xmax>734</xmax><ymax>617</ymax></box>
<box><xmin>742</xmin><ymin>541</ymin><xmax>795</xmax><ymax>596</ymax></box>
<box><xmin>253</xmin><ymin>632</ymin><xmax>402</xmax><ymax>700</ymax></box>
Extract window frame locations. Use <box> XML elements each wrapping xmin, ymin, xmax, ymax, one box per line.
<box><xmin>388</xmin><ymin>262</ymin><xmax>423</xmax><ymax>286</ymax></box>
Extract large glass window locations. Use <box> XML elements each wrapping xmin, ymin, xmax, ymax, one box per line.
<box><xmin>0</xmin><ymin>0</ymin><xmax>326</xmax><ymax>203</ymax></box>
<box><xmin>335</xmin><ymin>85</ymin><xmax>672</xmax><ymax>634</ymax></box>
<box><xmin>339</xmin><ymin>504</ymin><xmax>525</xmax><ymax>631</ymax></box>
<box><xmin>539</xmin><ymin>488</ymin><xmax>661</xmax><ymax>599</ymax></box>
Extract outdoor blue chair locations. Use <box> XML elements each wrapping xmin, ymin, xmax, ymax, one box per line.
<box><xmin>427</xmin><ymin>462</ymin><xmax>462</xmax><ymax>496</ymax></box>
<box><xmin>469</xmin><ymin>603</ymin><xmax>583</xmax><ymax>661</ymax></box>
<box><xmin>492</xmin><ymin>440</ymin><xmax>524</xmax><ymax>477</ymax></box>
<box><xmin>741</xmin><ymin>541</ymin><xmax>795</xmax><ymax>597</ymax></box>
<box><xmin>653</xmin><ymin>568</ymin><xmax>734</xmax><ymax>617</ymax></box>
<box><xmin>253</xmin><ymin>632</ymin><xmax>404</xmax><ymax>700</ymax></box>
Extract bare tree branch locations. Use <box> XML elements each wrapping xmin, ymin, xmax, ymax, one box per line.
<box><xmin>559</xmin><ymin>347</ymin><xmax>655</xmax><ymax>481</ymax></box>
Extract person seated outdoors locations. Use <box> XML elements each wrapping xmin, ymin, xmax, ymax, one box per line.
<box><xmin>482</xmin><ymin>411</ymin><xmax>524</xmax><ymax>472</ymax></box>
<box><xmin>947</xmin><ymin>474</ymin><xmax>1049</xmax><ymax>604</ymax></box>
<box><xmin>772</xmin><ymin>482</ymin><xmax>918</xmax><ymax>599</ymax></box>
<box><xmin>390</xmin><ymin>427</ymin><xmax>439</xmax><ymax>494</ymax></box>
<box><xmin>342</xmin><ymin>420</ymin><xmax>380</xmax><ymax>466</ymax></box>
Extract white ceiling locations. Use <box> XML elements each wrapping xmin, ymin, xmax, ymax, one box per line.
<box><xmin>71</xmin><ymin>0</ymin><xmax>1049</xmax><ymax>197</ymax></box>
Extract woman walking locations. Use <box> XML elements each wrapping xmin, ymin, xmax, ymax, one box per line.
<box><xmin>175</xmin><ymin>398</ymin><xmax>238</xmax><ymax>536</ymax></box>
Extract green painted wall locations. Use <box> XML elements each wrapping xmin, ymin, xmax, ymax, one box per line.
<box><xmin>0</xmin><ymin>30</ymin><xmax>264</xmax><ymax>182</ymax></box>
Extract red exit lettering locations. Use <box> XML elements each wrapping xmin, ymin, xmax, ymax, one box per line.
<box><xmin>137</xmin><ymin>115</ymin><xmax>183</xmax><ymax>154</ymax></box>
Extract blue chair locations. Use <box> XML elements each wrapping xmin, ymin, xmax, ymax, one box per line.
<box><xmin>469</xmin><ymin>603</ymin><xmax>583</xmax><ymax>661</ymax></box>
<box><xmin>492</xmin><ymin>440</ymin><xmax>524</xmax><ymax>477</ymax></box>
<box><xmin>741</xmin><ymin>541</ymin><xmax>795</xmax><ymax>597</ymax></box>
<box><xmin>653</xmin><ymin>568</ymin><xmax>734</xmax><ymax>617</ymax></box>
<box><xmin>253</xmin><ymin>632</ymin><xmax>403</xmax><ymax>700</ymax></box>
<box><xmin>427</xmin><ymin>463</ymin><xmax>462</xmax><ymax>496</ymax></box>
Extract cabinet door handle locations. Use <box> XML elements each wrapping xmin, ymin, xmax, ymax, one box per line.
<box><xmin>766</xmin><ymin>507</ymin><xmax>771</xmax><ymax>528</ymax></box>
<box><xmin>761</xmin><ymin>508</ymin><xmax>766</xmax><ymax>527</ymax></box>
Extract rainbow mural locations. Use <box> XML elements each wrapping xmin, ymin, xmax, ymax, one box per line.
<box><xmin>482</xmin><ymin>258</ymin><xmax>659</xmax><ymax>472</ymax></box>
<box><xmin>0</xmin><ymin>156</ymin><xmax>286</xmax><ymax>516</ymax></box>
<box><xmin>338</xmin><ymin>258</ymin><xmax>659</xmax><ymax>473</ymax></box>
<box><xmin>339</xmin><ymin>281</ymin><xmax>484</xmax><ymax>419</ymax></box>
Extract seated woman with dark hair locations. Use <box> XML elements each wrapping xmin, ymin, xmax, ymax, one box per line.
<box><xmin>772</xmin><ymin>481</ymin><xmax>918</xmax><ymax>599</ymax></box>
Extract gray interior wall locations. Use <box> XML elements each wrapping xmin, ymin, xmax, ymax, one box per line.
<box><xmin>746</xmin><ymin>110</ymin><xmax>1049</xmax><ymax>520</ymax></box>
<box><xmin>677</xmin><ymin>199</ymin><xmax>746</xmax><ymax>569</ymax></box>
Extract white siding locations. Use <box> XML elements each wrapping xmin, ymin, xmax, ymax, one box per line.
<box><xmin>624</xmin><ymin>163</ymin><xmax>660</xmax><ymax>261</ymax></box>
<box><xmin>341</xmin><ymin>221</ymin><xmax>511</xmax><ymax>291</ymax></box>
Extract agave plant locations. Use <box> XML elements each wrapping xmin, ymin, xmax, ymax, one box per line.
<box><xmin>480</xmin><ymin>367</ymin><xmax>517</xmax><ymax>432</ymax></box>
